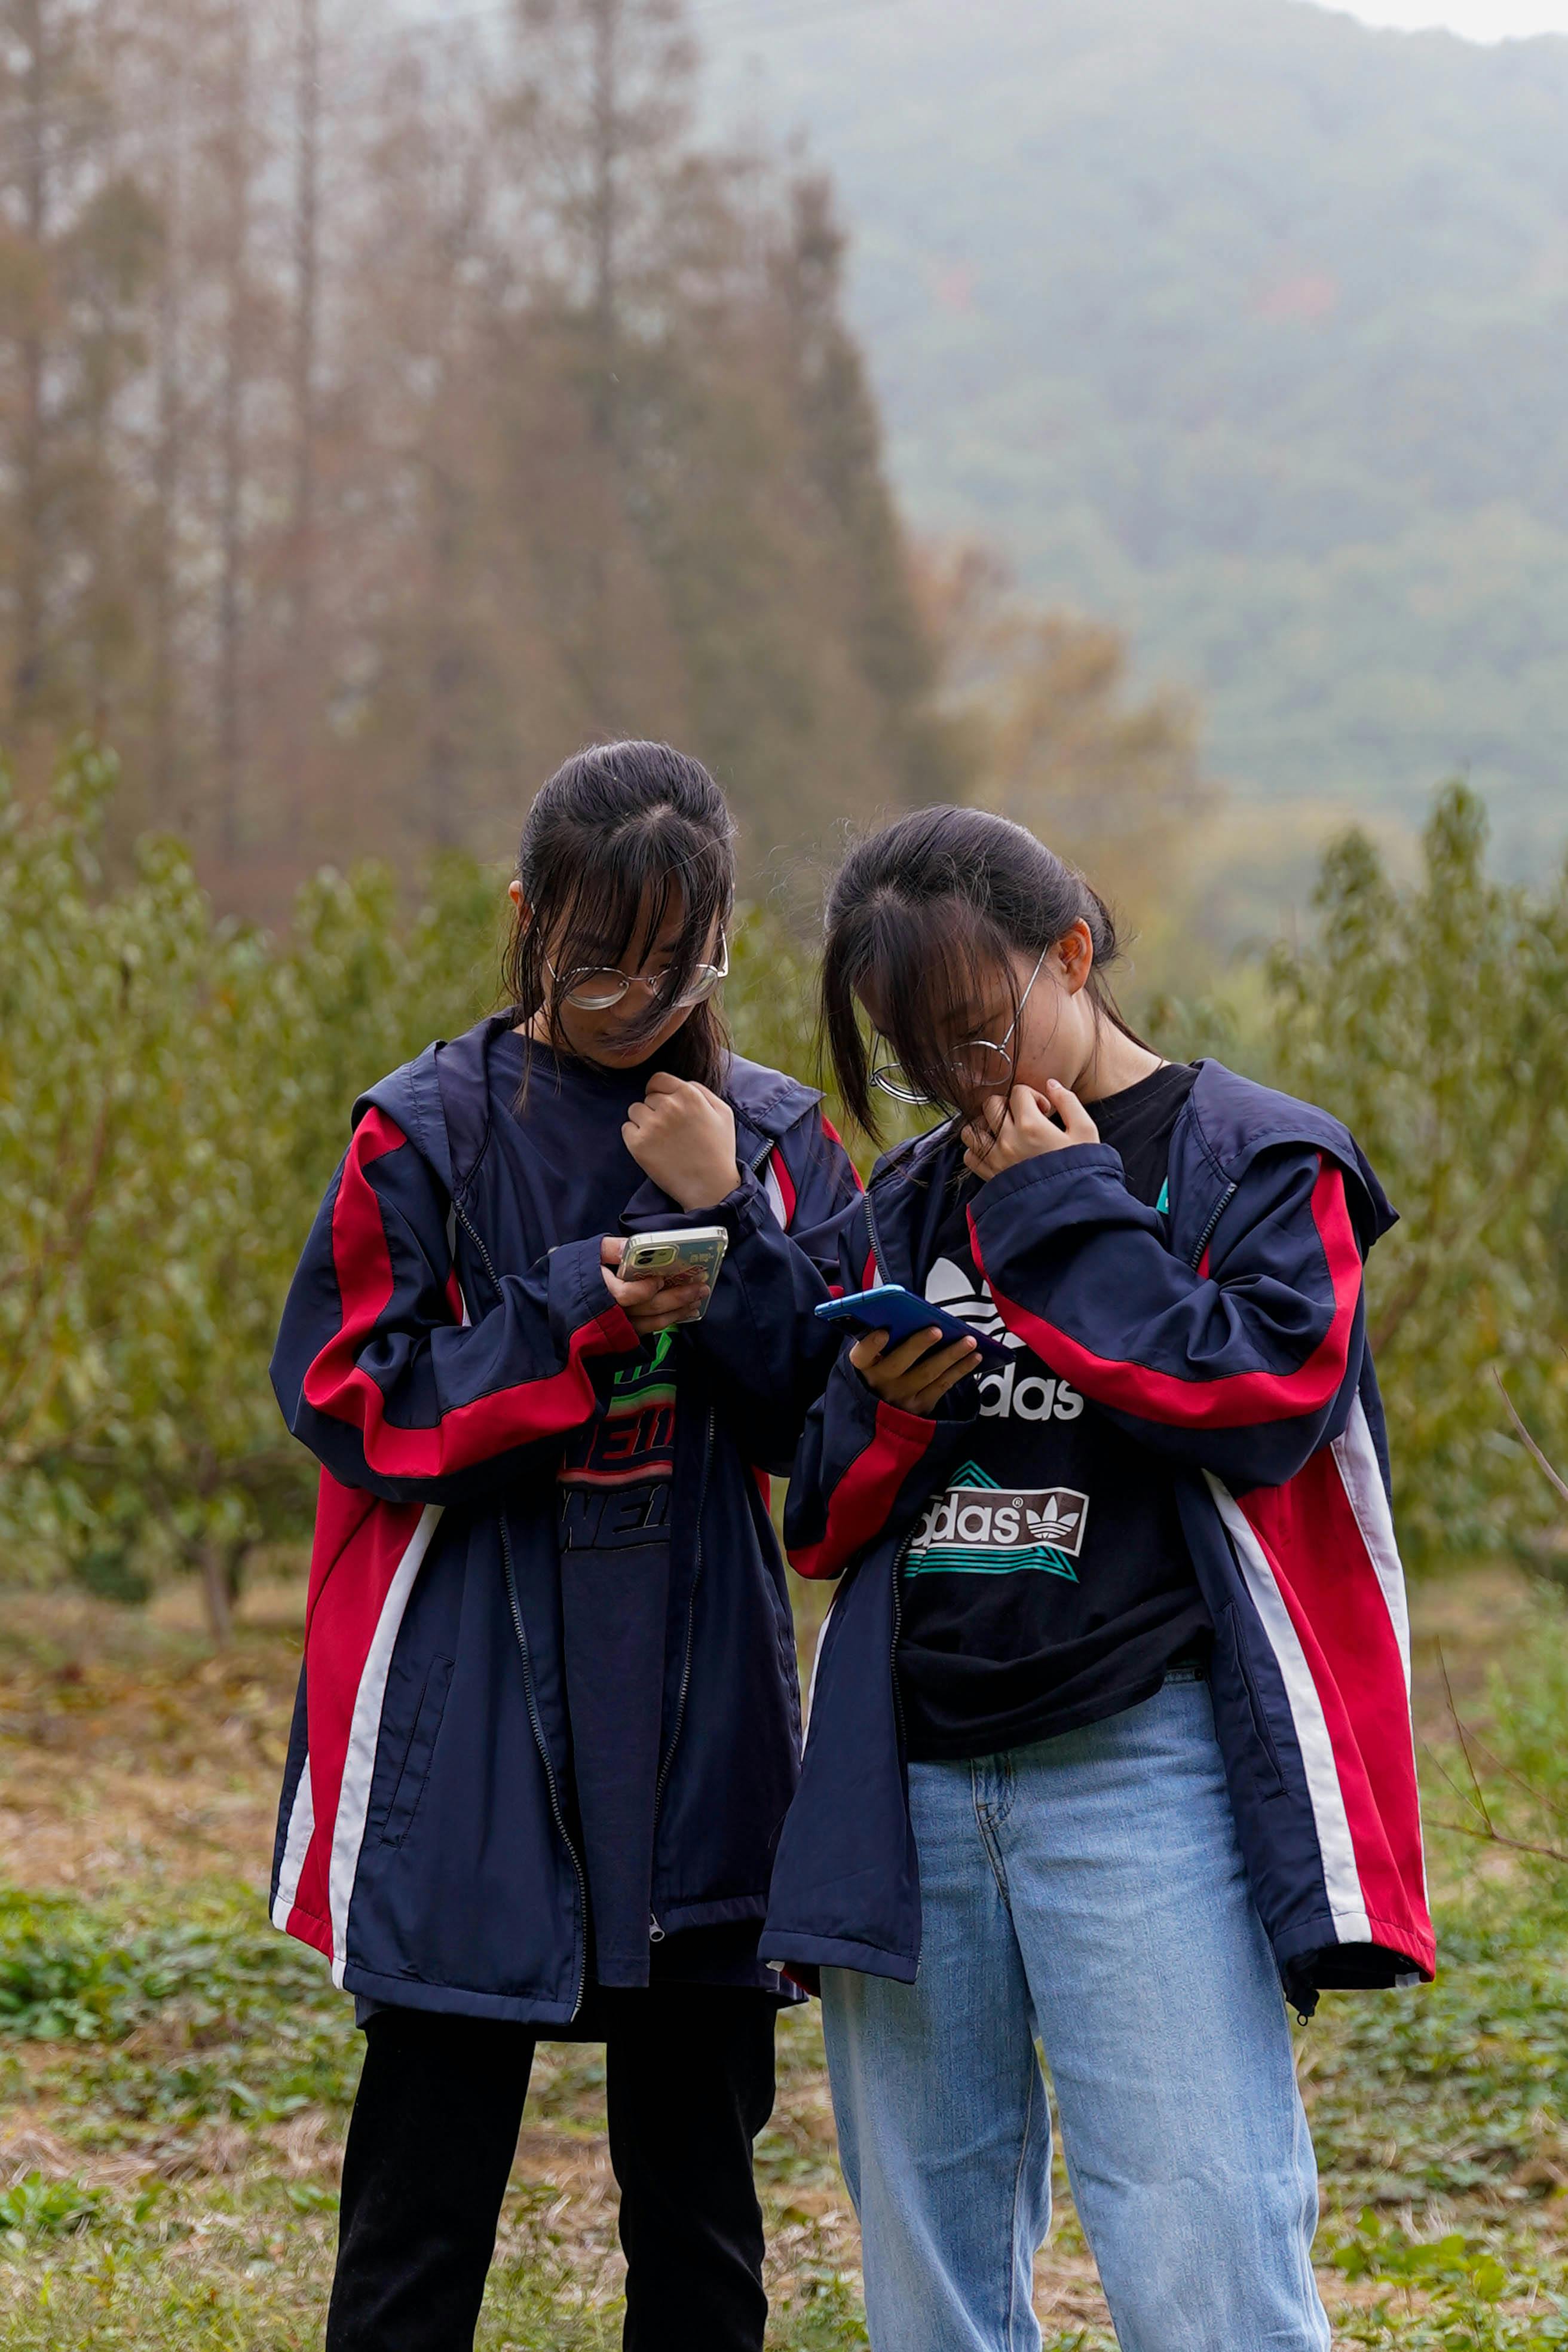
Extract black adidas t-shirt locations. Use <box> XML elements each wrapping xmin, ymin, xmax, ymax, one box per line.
<box><xmin>896</xmin><ymin>1061</ymin><xmax>1209</xmax><ymax>1762</ymax></box>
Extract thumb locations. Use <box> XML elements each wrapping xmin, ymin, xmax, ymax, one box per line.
<box><xmin>1045</xmin><ymin>1079</ymin><xmax>1096</xmax><ymax>1141</ymax></box>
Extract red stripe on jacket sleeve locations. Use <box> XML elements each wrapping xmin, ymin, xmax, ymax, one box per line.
<box><xmin>970</xmin><ymin>1159</ymin><xmax>1361</xmax><ymax>1431</ymax></box>
<box><xmin>788</xmin><ymin>1404</ymin><xmax>935</xmax><ymax>1581</ymax></box>
<box><xmin>302</xmin><ymin>1108</ymin><xmax>635</xmax><ymax>1477</ymax></box>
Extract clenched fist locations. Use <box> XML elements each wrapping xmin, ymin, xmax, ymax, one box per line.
<box><xmin>623</xmin><ymin>1071</ymin><xmax>740</xmax><ymax>1212</ymax></box>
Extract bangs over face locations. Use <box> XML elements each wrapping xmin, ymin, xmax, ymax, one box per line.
<box><xmin>502</xmin><ymin>742</ymin><xmax>737</xmax><ymax>1084</ymax></box>
<box><xmin>824</xmin><ymin>890</ymin><xmax>1033</xmax><ymax>1132</ymax></box>
<box><xmin>820</xmin><ymin>805</ymin><xmax>1137</xmax><ymax>1138</ymax></box>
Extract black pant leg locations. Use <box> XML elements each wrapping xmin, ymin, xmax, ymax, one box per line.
<box><xmin>326</xmin><ymin>2008</ymin><xmax>535</xmax><ymax>2352</ymax></box>
<box><xmin>604</xmin><ymin>1987</ymin><xmax>777</xmax><ymax>2352</ymax></box>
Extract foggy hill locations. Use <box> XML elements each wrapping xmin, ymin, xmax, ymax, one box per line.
<box><xmin>704</xmin><ymin>0</ymin><xmax>1568</xmax><ymax>865</ymax></box>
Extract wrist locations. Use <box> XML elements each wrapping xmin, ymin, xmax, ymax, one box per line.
<box><xmin>670</xmin><ymin>1162</ymin><xmax>742</xmax><ymax>1214</ymax></box>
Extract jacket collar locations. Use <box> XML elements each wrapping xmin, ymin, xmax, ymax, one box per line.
<box><xmin>860</xmin><ymin>1057</ymin><xmax>1396</xmax><ymax>1285</ymax></box>
<box><xmin>353</xmin><ymin>1018</ymin><xmax>822</xmax><ymax>1200</ymax></box>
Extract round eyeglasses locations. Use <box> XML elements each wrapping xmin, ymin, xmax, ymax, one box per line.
<box><xmin>869</xmin><ymin>946</ymin><xmax>1049</xmax><ymax>1107</ymax></box>
<box><xmin>545</xmin><ymin>939</ymin><xmax>728</xmax><ymax>1014</ymax></box>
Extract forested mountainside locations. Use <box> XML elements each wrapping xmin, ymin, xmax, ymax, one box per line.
<box><xmin>705</xmin><ymin>0</ymin><xmax>1568</xmax><ymax>865</ymax></box>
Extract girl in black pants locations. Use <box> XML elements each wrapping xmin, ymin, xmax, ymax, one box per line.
<box><xmin>268</xmin><ymin>743</ymin><xmax>860</xmax><ymax>2350</ymax></box>
<box><xmin>334</xmin><ymin>1990</ymin><xmax>774</xmax><ymax>2350</ymax></box>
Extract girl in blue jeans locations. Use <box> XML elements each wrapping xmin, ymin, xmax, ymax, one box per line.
<box><xmin>761</xmin><ymin>807</ymin><xmax>1432</xmax><ymax>2352</ymax></box>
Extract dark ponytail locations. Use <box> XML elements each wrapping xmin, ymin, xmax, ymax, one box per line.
<box><xmin>821</xmin><ymin>806</ymin><xmax>1144</xmax><ymax>1135</ymax></box>
<box><xmin>501</xmin><ymin>740</ymin><xmax>736</xmax><ymax>1089</ymax></box>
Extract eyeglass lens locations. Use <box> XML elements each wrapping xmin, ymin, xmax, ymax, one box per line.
<box><xmin>870</xmin><ymin>1038</ymin><xmax>1014</xmax><ymax>1105</ymax></box>
<box><xmin>559</xmin><ymin>963</ymin><xmax>725</xmax><ymax>1012</ymax></box>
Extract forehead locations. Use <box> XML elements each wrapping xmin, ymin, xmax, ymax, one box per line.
<box><xmin>859</xmin><ymin>953</ymin><xmax>1013</xmax><ymax>1039</ymax></box>
<box><xmin>556</xmin><ymin>884</ymin><xmax>687</xmax><ymax>960</ymax></box>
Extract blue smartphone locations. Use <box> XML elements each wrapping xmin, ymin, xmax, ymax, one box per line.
<box><xmin>814</xmin><ymin>1284</ymin><xmax>1012</xmax><ymax>1366</ymax></box>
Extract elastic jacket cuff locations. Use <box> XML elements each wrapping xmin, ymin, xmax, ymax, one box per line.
<box><xmin>621</xmin><ymin>1167</ymin><xmax>770</xmax><ymax>1244</ymax></box>
<box><xmin>547</xmin><ymin>1233</ymin><xmax>641</xmax><ymax>1356</ymax></box>
<box><xmin>968</xmin><ymin>1141</ymin><xmax>1128</xmax><ymax>1224</ymax></box>
<box><xmin>847</xmin><ymin>1367</ymin><xmax>981</xmax><ymax>1431</ymax></box>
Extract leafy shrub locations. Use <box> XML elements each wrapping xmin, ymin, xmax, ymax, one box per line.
<box><xmin>1159</xmin><ymin>782</ymin><xmax>1568</xmax><ymax>1567</ymax></box>
<box><xmin>0</xmin><ymin>1892</ymin><xmax>332</xmax><ymax>2047</ymax></box>
<box><xmin>0</xmin><ymin>2172</ymin><xmax>106</xmax><ymax>2245</ymax></box>
<box><xmin>8</xmin><ymin>744</ymin><xmax>1566</xmax><ymax>1613</ymax></box>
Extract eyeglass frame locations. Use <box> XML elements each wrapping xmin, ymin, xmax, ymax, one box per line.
<box><xmin>544</xmin><ymin>936</ymin><xmax>730</xmax><ymax>1013</ymax></box>
<box><xmin>869</xmin><ymin>945</ymin><xmax>1051</xmax><ymax>1108</ymax></box>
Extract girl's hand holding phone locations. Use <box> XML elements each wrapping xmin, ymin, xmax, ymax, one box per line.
<box><xmin>961</xmin><ymin>1080</ymin><xmax>1099</xmax><ymax>1180</ymax></box>
<box><xmin>850</xmin><ymin>1325</ymin><xmax>979</xmax><ymax>1416</ymax></box>
<box><xmin>623</xmin><ymin>1073</ymin><xmax>741</xmax><ymax>1212</ymax></box>
<box><xmin>599</xmin><ymin>1235</ymin><xmax>708</xmax><ymax>1334</ymax></box>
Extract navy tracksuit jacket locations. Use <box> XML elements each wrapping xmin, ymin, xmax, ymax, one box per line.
<box><xmin>760</xmin><ymin>1060</ymin><xmax>1434</xmax><ymax>2017</ymax></box>
<box><xmin>267</xmin><ymin>1013</ymin><xmax>860</xmax><ymax>2024</ymax></box>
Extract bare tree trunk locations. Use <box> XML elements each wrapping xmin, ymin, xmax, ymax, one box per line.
<box><xmin>579</xmin><ymin>0</ymin><xmax>621</xmax><ymax>723</ymax></box>
<box><xmin>199</xmin><ymin>1535</ymin><xmax>234</xmax><ymax>1646</ymax></box>
<box><xmin>422</xmin><ymin>440</ymin><xmax>463</xmax><ymax>849</ymax></box>
<box><xmin>216</xmin><ymin>0</ymin><xmax>251</xmax><ymax>865</ymax></box>
<box><xmin>587</xmin><ymin>0</ymin><xmax>619</xmax><ymax>449</ymax></box>
<box><xmin>13</xmin><ymin>0</ymin><xmax>48</xmax><ymax>724</ymax></box>
<box><xmin>151</xmin><ymin>58</ymin><xmax>185</xmax><ymax>820</ymax></box>
<box><xmin>289</xmin><ymin>0</ymin><xmax>320</xmax><ymax>665</ymax></box>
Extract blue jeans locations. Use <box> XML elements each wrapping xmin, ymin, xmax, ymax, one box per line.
<box><xmin>821</xmin><ymin>1675</ymin><xmax>1330</xmax><ymax>2352</ymax></box>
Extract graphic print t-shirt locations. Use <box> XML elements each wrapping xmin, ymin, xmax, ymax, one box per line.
<box><xmin>896</xmin><ymin>1061</ymin><xmax>1209</xmax><ymax>1762</ymax></box>
<box><xmin>488</xmin><ymin>1034</ymin><xmax>682</xmax><ymax>1989</ymax></box>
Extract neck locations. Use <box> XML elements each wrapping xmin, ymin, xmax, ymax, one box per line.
<box><xmin>1074</xmin><ymin>1019</ymin><xmax>1163</xmax><ymax>1104</ymax></box>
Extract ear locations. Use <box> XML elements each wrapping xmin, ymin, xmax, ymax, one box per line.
<box><xmin>1054</xmin><ymin>920</ymin><xmax>1095</xmax><ymax>997</ymax></box>
<box><xmin>508</xmin><ymin>880</ymin><xmax>526</xmax><ymax>914</ymax></box>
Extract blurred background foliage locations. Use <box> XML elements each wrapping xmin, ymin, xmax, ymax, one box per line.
<box><xmin>3</xmin><ymin>0</ymin><xmax>1566</xmax><ymax>1630</ymax></box>
<box><xmin>4</xmin><ymin>740</ymin><xmax>1567</xmax><ymax>1636</ymax></box>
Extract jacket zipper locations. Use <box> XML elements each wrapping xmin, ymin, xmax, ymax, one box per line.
<box><xmin>454</xmin><ymin>1198</ymin><xmax>503</xmax><ymax>1303</ymax></box>
<box><xmin>500</xmin><ymin>1513</ymin><xmax>589</xmax><ymax>2022</ymax></box>
<box><xmin>863</xmin><ymin>1180</ymin><xmax>887</xmax><ymax>1283</ymax></box>
<box><xmin>888</xmin><ymin>1529</ymin><xmax>912</xmax><ymax>1756</ymax></box>
<box><xmin>459</xmin><ymin>1203</ymin><xmax>589</xmax><ymax>2017</ymax></box>
<box><xmin>648</xmin><ymin>1405</ymin><xmax>716</xmax><ymax>1943</ymax></box>
<box><xmin>863</xmin><ymin>1180</ymin><xmax>915</xmax><ymax>1751</ymax></box>
<box><xmin>1188</xmin><ymin>1181</ymin><xmax>1238</xmax><ymax>1272</ymax></box>
<box><xmin>648</xmin><ymin>1131</ymin><xmax>768</xmax><ymax>1945</ymax></box>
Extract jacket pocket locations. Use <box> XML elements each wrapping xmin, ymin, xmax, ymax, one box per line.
<box><xmin>378</xmin><ymin>1654</ymin><xmax>454</xmax><ymax>1849</ymax></box>
<box><xmin>1214</xmin><ymin>1603</ymin><xmax>1286</xmax><ymax>1803</ymax></box>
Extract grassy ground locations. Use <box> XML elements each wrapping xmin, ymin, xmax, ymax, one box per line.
<box><xmin>3</xmin><ymin>1567</ymin><xmax>1568</xmax><ymax>2348</ymax></box>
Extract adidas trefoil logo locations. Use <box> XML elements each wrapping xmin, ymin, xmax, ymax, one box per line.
<box><xmin>907</xmin><ymin>1462</ymin><xmax>1090</xmax><ymax>1580</ymax></box>
<box><xmin>1024</xmin><ymin>1497</ymin><xmax>1082</xmax><ymax>1545</ymax></box>
<box><xmin>924</xmin><ymin>1256</ymin><xmax>1021</xmax><ymax>1348</ymax></box>
<box><xmin>924</xmin><ymin>1258</ymin><xmax>1085</xmax><ymax>1423</ymax></box>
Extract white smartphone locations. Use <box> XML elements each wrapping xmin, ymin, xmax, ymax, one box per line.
<box><xmin>618</xmin><ymin>1225</ymin><xmax>729</xmax><ymax>1318</ymax></box>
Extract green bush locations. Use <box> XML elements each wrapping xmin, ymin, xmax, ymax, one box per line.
<box><xmin>1158</xmin><ymin>783</ymin><xmax>1568</xmax><ymax>1569</ymax></box>
<box><xmin>0</xmin><ymin>746</ymin><xmax>506</xmax><ymax>1630</ymax></box>
<box><xmin>6</xmin><ymin>746</ymin><xmax>1566</xmax><ymax>1618</ymax></box>
<box><xmin>0</xmin><ymin>742</ymin><xmax>846</xmax><ymax>1628</ymax></box>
